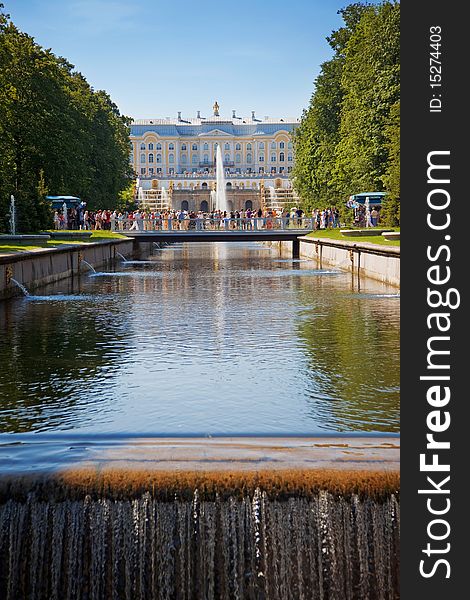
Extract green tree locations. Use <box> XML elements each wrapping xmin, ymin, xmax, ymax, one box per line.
<box><xmin>292</xmin><ymin>2</ymin><xmax>400</xmax><ymax>218</ymax></box>
<box><xmin>0</xmin><ymin>4</ymin><xmax>132</xmax><ymax>232</ymax></box>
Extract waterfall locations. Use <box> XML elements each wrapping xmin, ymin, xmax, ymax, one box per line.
<box><xmin>0</xmin><ymin>488</ymin><xmax>399</xmax><ymax>599</ymax></box>
<box><xmin>215</xmin><ymin>144</ymin><xmax>229</xmax><ymax>213</ymax></box>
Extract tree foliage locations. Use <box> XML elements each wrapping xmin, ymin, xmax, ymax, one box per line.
<box><xmin>292</xmin><ymin>2</ymin><xmax>400</xmax><ymax>225</ymax></box>
<box><xmin>0</xmin><ymin>5</ymin><xmax>132</xmax><ymax>232</ymax></box>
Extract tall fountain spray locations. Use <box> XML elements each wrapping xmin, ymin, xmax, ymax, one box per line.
<box><xmin>9</xmin><ymin>195</ymin><xmax>16</xmax><ymax>235</ymax></box>
<box><xmin>215</xmin><ymin>144</ymin><xmax>228</xmax><ymax>213</ymax></box>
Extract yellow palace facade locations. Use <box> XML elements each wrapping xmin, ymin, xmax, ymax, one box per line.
<box><xmin>130</xmin><ymin>103</ymin><xmax>298</xmax><ymax>193</ymax></box>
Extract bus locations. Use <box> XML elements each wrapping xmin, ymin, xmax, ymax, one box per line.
<box><xmin>346</xmin><ymin>192</ymin><xmax>386</xmax><ymax>208</ymax></box>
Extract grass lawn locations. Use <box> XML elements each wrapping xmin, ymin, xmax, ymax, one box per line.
<box><xmin>0</xmin><ymin>229</ymin><xmax>127</xmax><ymax>255</ymax></box>
<box><xmin>306</xmin><ymin>228</ymin><xmax>400</xmax><ymax>247</ymax></box>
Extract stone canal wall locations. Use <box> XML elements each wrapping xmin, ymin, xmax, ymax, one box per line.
<box><xmin>274</xmin><ymin>236</ymin><xmax>400</xmax><ymax>287</ymax></box>
<box><xmin>0</xmin><ymin>238</ymin><xmax>134</xmax><ymax>300</ymax></box>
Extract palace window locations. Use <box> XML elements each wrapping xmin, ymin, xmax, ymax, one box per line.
<box><xmin>271</xmin><ymin>167</ymin><xmax>277</xmax><ymax>173</ymax></box>
<box><xmin>279</xmin><ymin>142</ymin><xmax>285</xmax><ymax>149</ymax></box>
<box><xmin>271</xmin><ymin>154</ymin><xmax>276</xmax><ymax>162</ymax></box>
<box><xmin>288</xmin><ymin>153</ymin><xmax>293</xmax><ymax>162</ymax></box>
<box><xmin>279</xmin><ymin>166</ymin><xmax>284</xmax><ymax>173</ymax></box>
<box><xmin>148</xmin><ymin>153</ymin><xmax>154</xmax><ymax>163</ymax></box>
<box><xmin>235</xmin><ymin>143</ymin><xmax>241</xmax><ymax>151</ymax></box>
<box><xmin>235</xmin><ymin>153</ymin><xmax>241</xmax><ymax>163</ymax></box>
<box><xmin>203</xmin><ymin>154</ymin><xmax>209</xmax><ymax>163</ymax></box>
<box><xmin>181</xmin><ymin>144</ymin><xmax>187</xmax><ymax>150</ymax></box>
<box><xmin>259</xmin><ymin>142</ymin><xmax>264</xmax><ymax>149</ymax></box>
<box><xmin>224</xmin><ymin>154</ymin><xmax>230</xmax><ymax>163</ymax></box>
<box><xmin>224</xmin><ymin>143</ymin><xmax>230</xmax><ymax>150</ymax></box>
<box><xmin>246</xmin><ymin>153</ymin><xmax>252</xmax><ymax>163</ymax></box>
<box><xmin>169</xmin><ymin>153</ymin><xmax>174</xmax><ymax>164</ymax></box>
<box><xmin>271</xmin><ymin>141</ymin><xmax>276</xmax><ymax>149</ymax></box>
<box><xmin>156</xmin><ymin>143</ymin><xmax>162</xmax><ymax>150</ymax></box>
<box><xmin>259</xmin><ymin>167</ymin><xmax>264</xmax><ymax>173</ymax></box>
<box><xmin>156</xmin><ymin>168</ymin><xmax>162</xmax><ymax>173</ymax></box>
<box><xmin>148</xmin><ymin>143</ymin><xmax>154</xmax><ymax>150</ymax></box>
<box><xmin>246</xmin><ymin>143</ymin><xmax>252</xmax><ymax>151</ymax></box>
<box><xmin>169</xmin><ymin>168</ymin><xmax>174</xmax><ymax>175</ymax></box>
<box><xmin>169</xmin><ymin>143</ymin><xmax>175</xmax><ymax>150</ymax></box>
<box><xmin>288</xmin><ymin>141</ymin><xmax>293</xmax><ymax>149</ymax></box>
<box><xmin>156</xmin><ymin>154</ymin><xmax>162</xmax><ymax>163</ymax></box>
<box><xmin>192</xmin><ymin>155</ymin><xmax>197</xmax><ymax>164</ymax></box>
<box><xmin>140</xmin><ymin>168</ymin><xmax>146</xmax><ymax>174</ymax></box>
<box><xmin>279</xmin><ymin>152</ymin><xmax>285</xmax><ymax>162</ymax></box>
<box><xmin>181</xmin><ymin>154</ymin><xmax>187</xmax><ymax>163</ymax></box>
<box><xmin>192</xmin><ymin>143</ymin><xmax>198</xmax><ymax>151</ymax></box>
<box><xmin>129</xmin><ymin>154</ymin><xmax>134</xmax><ymax>163</ymax></box>
<box><xmin>259</xmin><ymin>154</ymin><xmax>264</xmax><ymax>162</ymax></box>
<box><xmin>140</xmin><ymin>143</ymin><xmax>146</xmax><ymax>150</ymax></box>
<box><xmin>140</xmin><ymin>153</ymin><xmax>146</xmax><ymax>163</ymax></box>
<box><xmin>149</xmin><ymin>167</ymin><xmax>154</xmax><ymax>174</ymax></box>
<box><xmin>287</xmin><ymin>166</ymin><xmax>292</xmax><ymax>172</ymax></box>
<box><xmin>203</xmin><ymin>143</ymin><xmax>209</xmax><ymax>151</ymax></box>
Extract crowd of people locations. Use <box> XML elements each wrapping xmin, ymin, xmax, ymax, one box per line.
<box><xmin>52</xmin><ymin>204</ymin><xmax>382</xmax><ymax>232</ymax></box>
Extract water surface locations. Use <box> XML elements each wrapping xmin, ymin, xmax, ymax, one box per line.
<box><xmin>0</xmin><ymin>242</ymin><xmax>399</xmax><ymax>437</ymax></box>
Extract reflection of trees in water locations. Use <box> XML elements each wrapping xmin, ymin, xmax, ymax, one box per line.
<box><xmin>295</xmin><ymin>282</ymin><xmax>400</xmax><ymax>432</ymax></box>
<box><xmin>0</xmin><ymin>298</ymin><xmax>129</xmax><ymax>433</ymax></box>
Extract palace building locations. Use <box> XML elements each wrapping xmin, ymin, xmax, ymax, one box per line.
<box><xmin>130</xmin><ymin>103</ymin><xmax>299</xmax><ymax>212</ymax></box>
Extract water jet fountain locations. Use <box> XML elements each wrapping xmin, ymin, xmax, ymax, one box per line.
<box><xmin>10</xmin><ymin>278</ymin><xmax>29</xmax><ymax>296</ymax></box>
<box><xmin>215</xmin><ymin>144</ymin><xmax>229</xmax><ymax>213</ymax></box>
<box><xmin>161</xmin><ymin>186</ymin><xmax>169</xmax><ymax>209</ymax></box>
<box><xmin>116</xmin><ymin>251</ymin><xmax>128</xmax><ymax>263</ymax></box>
<box><xmin>9</xmin><ymin>195</ymin><xmax>16</xmax><ymax>235</ymax></box>
<box><xmin>80</xmin><ymin>259</ymin><xmax>96</xmax><ymax>273</ymax></box>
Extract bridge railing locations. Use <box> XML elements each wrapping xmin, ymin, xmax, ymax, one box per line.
<box><xmin>112</xmin><ymin>217</ymin><xmax>314</xmax><ymax>232</ymax></box>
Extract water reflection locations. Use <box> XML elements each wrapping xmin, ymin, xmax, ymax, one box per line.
<box><xmin>0</xmin><ymin>242</ymin><xmax>399</xmax><ymax>434</ymax></box>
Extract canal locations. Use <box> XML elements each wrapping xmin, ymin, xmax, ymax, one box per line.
<box><xmin>0</xmin><ymin>242</ymin><xmax>399</xmax><ymax>437</ymax></box>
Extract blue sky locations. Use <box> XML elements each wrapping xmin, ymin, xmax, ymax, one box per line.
<box><xmin>5</xmin><ymin>0</ymin><xmax>352</xmax><ymax>120</ymax></box>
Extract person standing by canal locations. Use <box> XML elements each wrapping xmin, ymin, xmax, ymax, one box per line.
<box><xmin>371</xmin><ymin>207</ymin><xmax>379</xmax><ymax>227</ymax></box>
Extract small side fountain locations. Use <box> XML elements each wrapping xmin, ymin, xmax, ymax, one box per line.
<box><xmin>80</xmin><ymin>260</ymin><xmax>96</xmax><ymax>273</ymax></box>
<box><xmin>62</xmin><ymin>202</ymin><xmax>68</xmax><ymax>229</ymax></box>
<box><xmin>210</xmin><ymin>189</ymin><xmax>217</xmax><ymax>211</ymax></box>
<box><xmin>10</xmin><ymin>278</ymin><xmax>29</xmax><ymax>296</ymax></box>
<box><xmin>116</xmin><ymin>251</ymin><xmax>128</xmax><ymax>263</ymax></box>
<box><xmin>161</xmin><ymin>186</ymin><xmax>169</xmax><ymax>209</ymax></box>
<box><xmin>9</xmin><ymin>195</ymin><xmax>16</xmax><ymax>235</ymax></box>
<box><xmin>269</xmin><ymin>186</ymin><xmax>276</xmax><ymax>202</ymax></box>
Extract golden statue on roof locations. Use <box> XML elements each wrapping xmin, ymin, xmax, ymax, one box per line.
<box><xmin>213</xmin><ymin>101</ymin><xmax>220</xmax><ymax>116</ymax></box>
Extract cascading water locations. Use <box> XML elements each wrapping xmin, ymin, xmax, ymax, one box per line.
<box><xmin>215</xmin><ymin>144</ymin><xmax>229</xmax><ymax>213</ymax></box>
<box><xmin>0</xmin><ymin>487</ymin><xmax>399</xmax><ymax>600</ymax></box>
